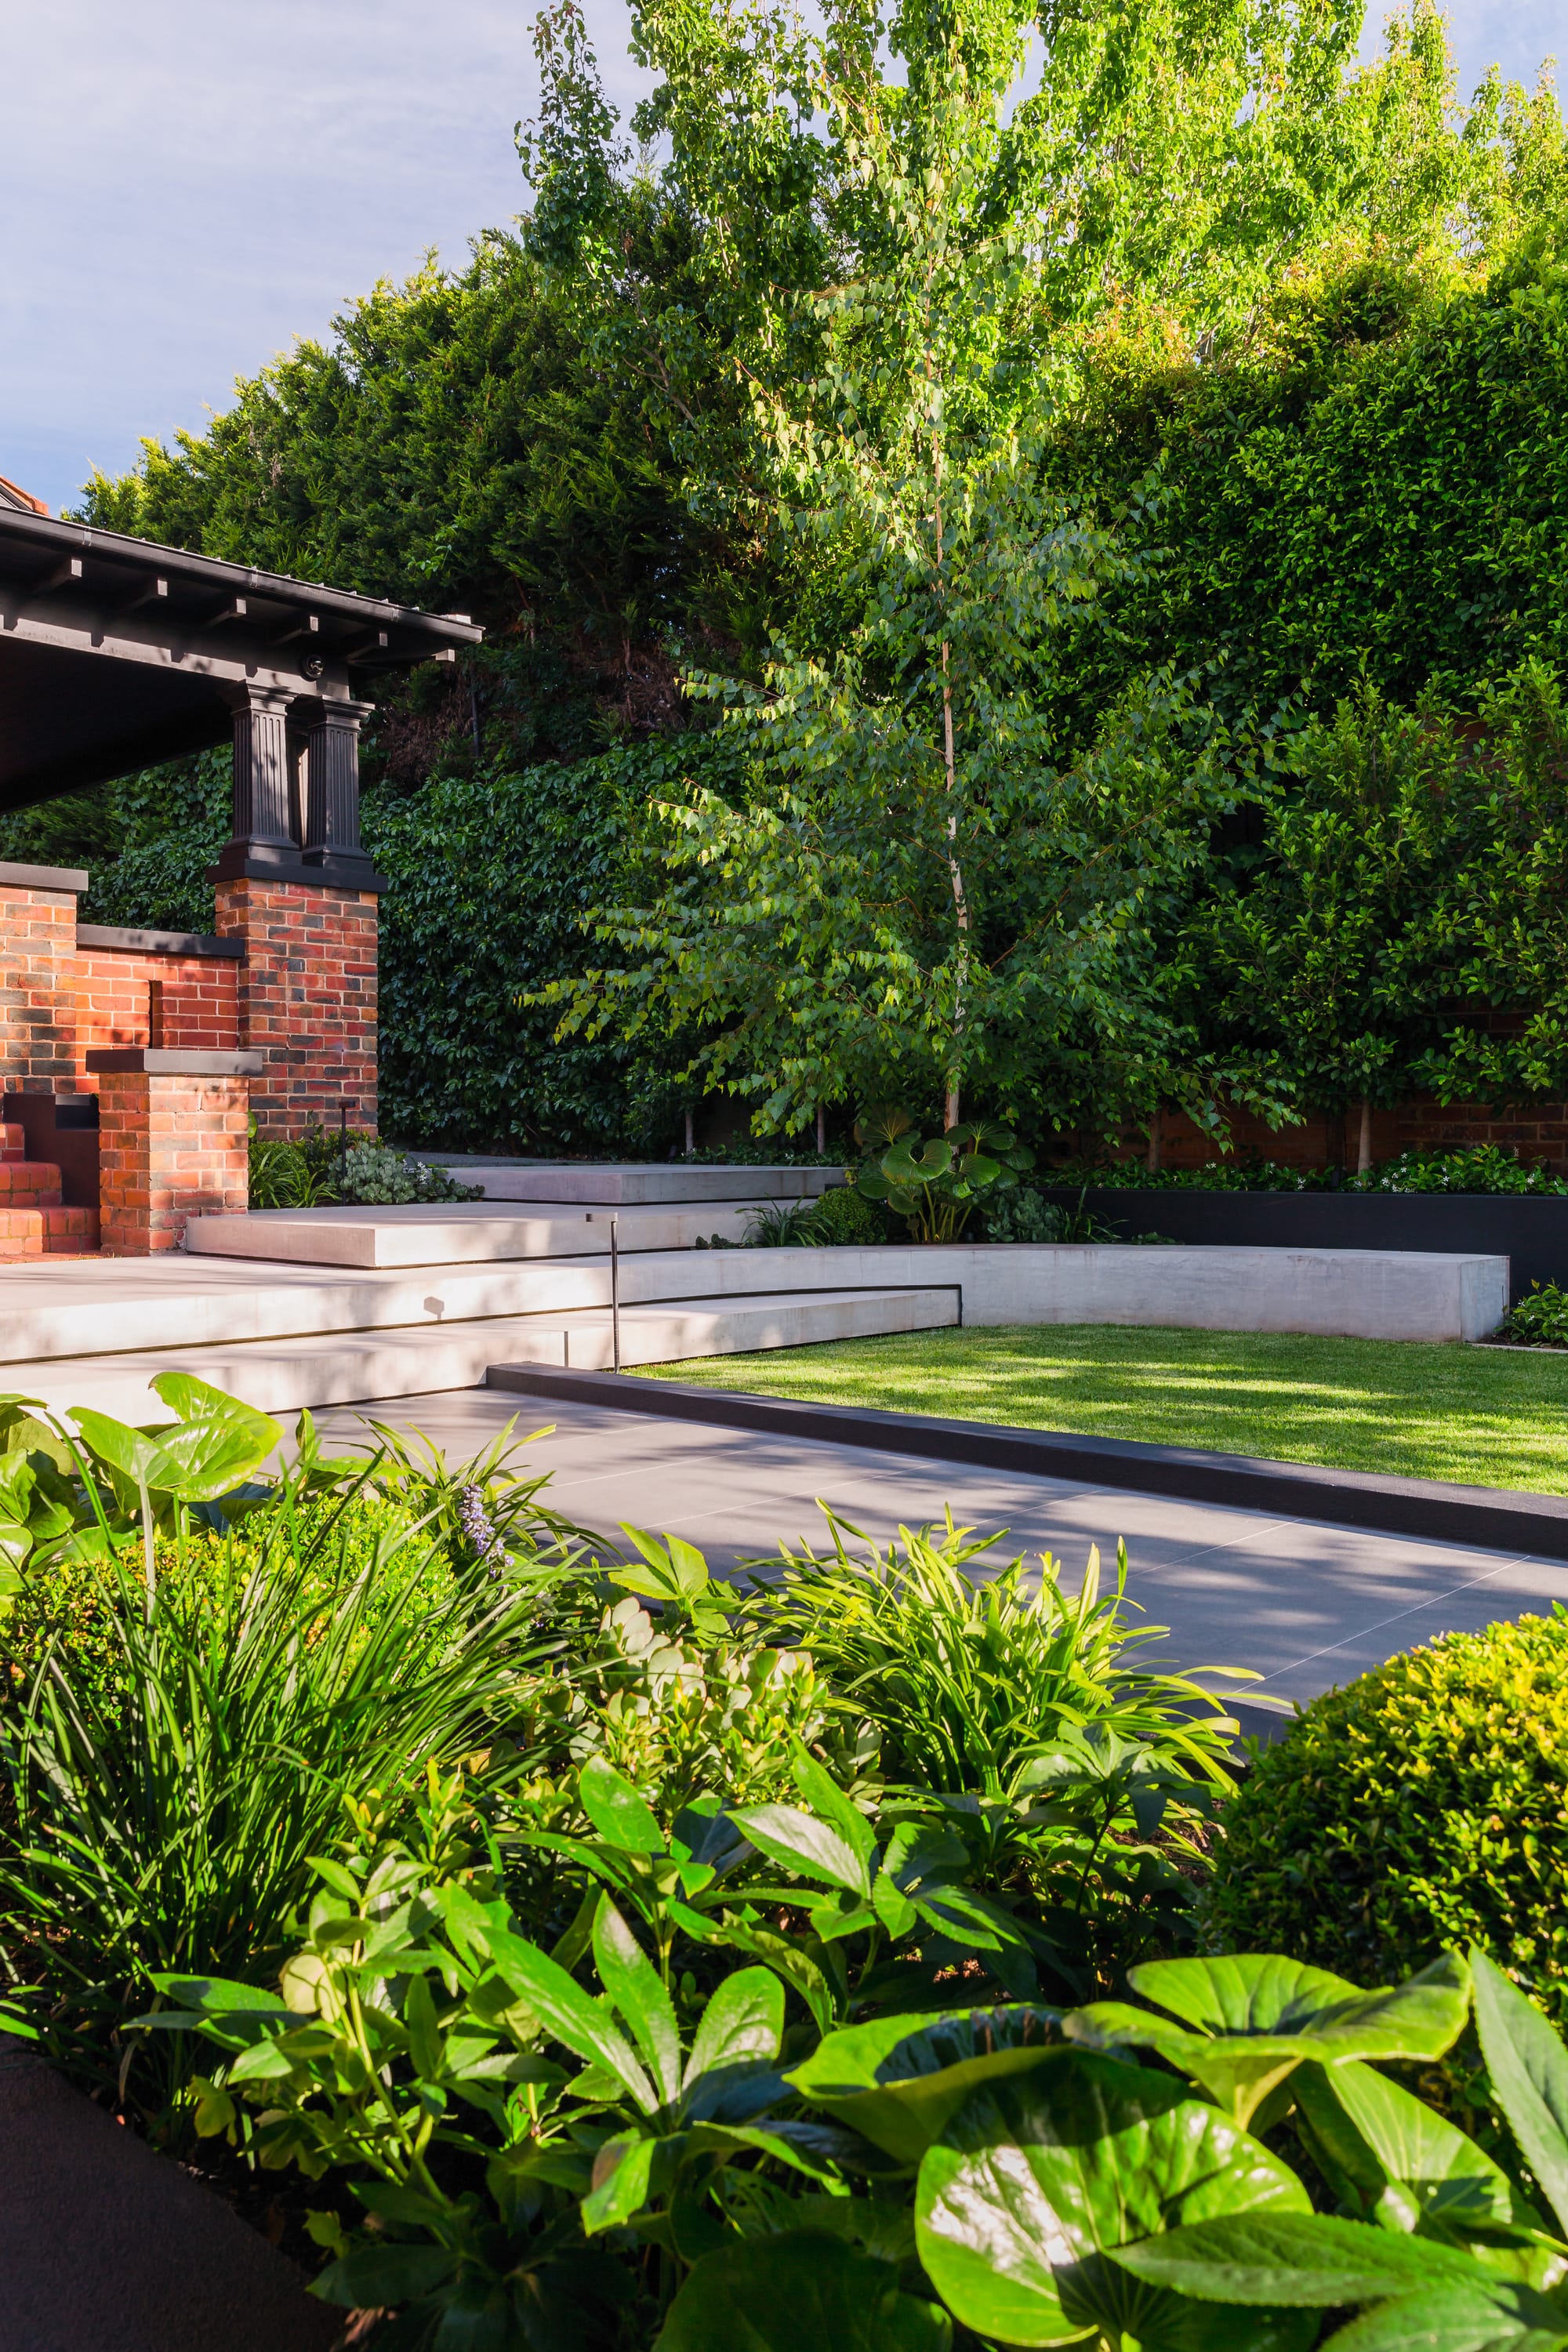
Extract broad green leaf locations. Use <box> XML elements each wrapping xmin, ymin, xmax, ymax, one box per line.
<box><xmin>655</xmin><ymin>2229</ymin><xmax>952</xmax><ymax>2350</ymax></box>
<box><xmin>1127</xmin><ymin>1952</ymin><xmax>1469</xmax><ymax>2058</ymax></box>
<box><xmin>790</xmin><ymin>1744</ymin><xmax>877</xmax><ymax>1879</ymax></box>
<box><xmin>147</xmin><ymin>1973</ymin><xmax>293</xmax><ymax>2018</ymax></box>
<box><xmin>916</xmin><ymin>2050</ymin><xmax>1311</xmax><ymax>2347</ymax></box>
<box><xmin>1472</xmin><ymin>1947</ymin><xmax>1568</xmax><ymax>2241</ymax></box>
<box><xmin>1069</xmin><ymin>1954</ymin><xmax>1470</xmax><ymax>2127</ymax></box>
<box><xmin>69</xmin><ymin>1409</ymin><xmax>179</xmax><ymax>1500</ymax></box>
<box><xmin>730</xmin><ymin>1802</ymin><xmax>872</xmax><ymax>1898</ymax></box>
<box><xmin>684</xmin><ymin>1965</ymin><xmax>782</xmax><ymax>2089</ymax></box>
<box><xmin>1324</xmin><ymin>2281</ymin><xmax>1568</xmax><ymax>2349</ymax></box>
<box><xmin>1113</xmin><ymin>2212</ymin><xmax>1490</xmax><ymax>2304</ymax></box>
<box><xmin>579</xmin><ymin>1755</ymin><xmax>665</xmax><ymax>1857</ymax></box>
<box><xmin>788</xmin><ymin>2005</ymin><xmax>1062</xmax><ymax>2163</ymax></box>
<box><xmin>312</xmin><ymin>2243</ymin><xmax>458</xmax><ymax>2307</ymax></box>
<box><xmin>147</xmin><ymin>1374</ymin><xmax>281</xmax><ymax>1497</ymax></box>
<box><xmin>403</xmin><ymin>1972</ymin><xmax>445</xmax><ymax>2082</ymax></box>
<box><xmin>481</xmin><ymin>1922</ymin><xmax>655</xmax><ymax>2114</ymax></box>
<box><xmin>1062</xmin><ymin>2001</ymin><xmax>1301</xmax><ymax>2127</ymax></box>
<box><xmin>721</xmin><ymin>1922</ymin><xmax>837</xmax><ymax>2037</ymax></box>
<box><xmin>582</xmin><ymin>2130</ymin><xmax>661</xmax><ymax>2234</ymax></box>
<box><xmin>593</xmin><ymin>1896</ymin><xmax>681</xmax><ymax>2106</ymax></box>
<box><xmin>1296</xmin><ymin>2058</ymin><xmax>1529</xmax><ymax>2238</ymax></box>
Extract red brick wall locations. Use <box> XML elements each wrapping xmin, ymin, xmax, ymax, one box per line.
<box><xmin>1122</xmin><ymin>1098</ymin><xmax>1568</xmax><ymax>1177</ymax></box>
<box><xmin>214</xmin><ymin>879</ymin><xmax>377</xmax><ymax>1139</ymax></box>
<box><xmin>71</xmin><ymin>949</ymin><xmax>240</xmax><ymax>1088</ymax></box>
<box><xmin>96</xmin><ymin>1069</ymin><xmax>249</xmax><ymax>1254</ymax></box>
<box><xmin>0</xmin><ymin>884</ymin><xmax>80</xmax><ymax>1090</ymax></box>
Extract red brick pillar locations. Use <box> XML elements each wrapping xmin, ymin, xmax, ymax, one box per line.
<box><xmin>0</xmin><ymin>859</ymin><xmax>89</xmax><ymax>1093</ymax></box>
<box><xmin>212</xmin><ymin>880</ymin><xmax>378</xmax><ymax>1140</ymax></box>
<box><xmin>87</xmin><ymin>1048</ymin><xmax>260</xmax><ymax>1254</ymax></box>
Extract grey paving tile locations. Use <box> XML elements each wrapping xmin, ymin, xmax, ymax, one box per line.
<box><xmin>325</xmin><ymin>1389</ymin><xmax>1568</xmax><ymax>1709</ymax></box>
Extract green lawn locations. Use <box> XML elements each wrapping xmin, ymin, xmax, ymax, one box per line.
<box><xmin>634</xmin><ymin>1325</ymin><xmax>1568</xmax><ymax>1493</ymax></box>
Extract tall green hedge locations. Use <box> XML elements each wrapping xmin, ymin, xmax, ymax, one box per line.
<box><xmin>1047</xmin><ymin>230</ymin><xmax>1568</xmax><ymax>731</ymax></box>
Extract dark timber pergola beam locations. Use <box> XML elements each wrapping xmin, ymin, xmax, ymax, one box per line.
<box><xmin>0</xmin><ymin>508</ymin><xmax>483</xmax><ymax>879</ymax></box>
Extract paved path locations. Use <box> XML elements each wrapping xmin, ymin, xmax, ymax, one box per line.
<box><xmin>327</xmin><ymin>1386</ymin><xmax>1568</xmax><ymax>1722</ymax></box>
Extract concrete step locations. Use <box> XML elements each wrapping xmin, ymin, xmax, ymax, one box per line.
<box><xmin>445</xmin><ymin>1162</ymin><xmax>839</xmax><ymax>1207</ymax></box>
<box><xmin>0</xmin><ymin>1287</ymin><xmax>959</xmax><ymax>1418</ymax></box>
<box><xmin>183</xmin><ymin>1198</ymin><xmax>776</xmax><ymax>1268</ymax></box>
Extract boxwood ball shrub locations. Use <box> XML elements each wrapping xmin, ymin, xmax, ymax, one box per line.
<box><xmin>1202</xmin><ymin>1613</ymin><xmax>1568</xmax><ymax>2026</ymax></box>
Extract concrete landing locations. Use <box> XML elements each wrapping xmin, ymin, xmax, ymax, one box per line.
<box><xmin>184</xmin><ymin>1197</ymin><xmax>770</xmax><ymax>1267</ymax></box>
<box><xmin>450</xmin><ymin>1161</ymin><xmax>838</xmax><ymax>1205</ymax></box>
<box><xmin>0</xmin><ymin>1286</ymin><xmax>959</xmax><ymax>1418</ymax></box>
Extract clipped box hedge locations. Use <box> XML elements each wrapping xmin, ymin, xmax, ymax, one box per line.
<box><xmin>1201</xmin><ymin>1613</ymin><xmax>1568</xmax><ymax>2028</ymax></box>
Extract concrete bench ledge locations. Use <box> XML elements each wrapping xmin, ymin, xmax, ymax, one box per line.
<box><xmin>612</xmin><ymin>1242</ymin><xmax>1509</xmax><ymax>1344</ymax></box>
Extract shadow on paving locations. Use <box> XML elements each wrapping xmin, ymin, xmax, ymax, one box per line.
<box><xmin>0</xmin><ymin>2053</ymin><xmax>338</xmax><ymax>2352</ymax></box>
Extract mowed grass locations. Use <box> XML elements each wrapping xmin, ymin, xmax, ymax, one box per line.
<box><xmin>634</xmin><ymin>1324</ymin><xmax>1568</xmax><ymax>1494</ymax></box>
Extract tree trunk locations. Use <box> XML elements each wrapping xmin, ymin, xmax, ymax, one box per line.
<box><xmin>684</xmin><ymin>1108</ymin><xmax>695</xmax><ymax>1159</ymax></box>
<box><xmin>815</xmin><ymin>1102</ymin><xmax>826</xmax><ymax>1156</ymax></box>
<box><xmin>1357</xmin><ymin>1098</ymin><xmax>1374</xmax><ymax>1176</ymax></box>
<box><xmin>1146</xmin><ymin>1109</ymin><xmax>1162</xmax><ymax>1175</ymax></box>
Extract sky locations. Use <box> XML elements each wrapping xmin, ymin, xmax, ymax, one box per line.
<box><xmin>2</xmin><ymin>0</ymin><xmax>1559</xmax><ymax>519</ymax></box>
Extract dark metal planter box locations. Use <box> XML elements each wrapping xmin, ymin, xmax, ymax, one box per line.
<box><xmin>1040</xmin><ymin>1187</ymin><xmax>1568</xmax><ymax>1308</ymax></box>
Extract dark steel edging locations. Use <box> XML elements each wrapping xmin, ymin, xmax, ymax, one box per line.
<box><xmin>484</xmin><ymin>1362</ymin><xmax>1568</xmax><ymax>1563</ymax></box>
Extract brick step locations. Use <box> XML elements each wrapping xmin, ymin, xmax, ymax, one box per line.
<box><xmin>0</xmin><ymin>1207</ymin><xmax>98</xmax><ymax>1262</ymax></box>
<box><xmin>0</xmin><ymin>1123</ymin><xmax>28</xmax><ymax>1163</ymax></box>
<box><xmin>0</xmin><ymin>1162</ymin><xmax>63</xmax><ymax>1207</ymax></box>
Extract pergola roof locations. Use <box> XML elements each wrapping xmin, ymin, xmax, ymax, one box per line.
<box><xmin>0</xmin><ymin>505</ymin><xmax>483</xmax><ymax>811</ymax></box>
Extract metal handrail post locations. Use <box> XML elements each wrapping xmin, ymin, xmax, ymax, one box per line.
<box><xmin>610</xmin><ymin>1213</ymin><xmax>621</xmax><ymax>1372</ymax></box>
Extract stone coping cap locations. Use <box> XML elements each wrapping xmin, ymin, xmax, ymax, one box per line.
<box><xmin>0</xmin><ymin>859</ymin><xmax>88</xmax><ymax>894</ymax></box>
<box><xmin>77</xmin><ymin>924</ymin><xmax>244</xmax><ymax>960</ymax></box>
<box><xmin>85</xmin><ymin>1049</ymin><xmax>264</xmax><ymax>1076</ymax></box>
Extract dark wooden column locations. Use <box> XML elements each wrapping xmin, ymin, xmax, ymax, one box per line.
<box><xmin>303</xmin><ymin>696</ymin><xmax>374</xmax><ymax>865</ymax></box>
<box><xmin>211</xmin><ymin>684</ymin><xmax>303</xmax><ymax>882</ymax></box>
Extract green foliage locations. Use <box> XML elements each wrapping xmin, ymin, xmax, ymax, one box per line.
<box><xmin>339</xmin><ymin>1141</ymin><xmax>481</xmax><ymax>1206</ymax></box>
<box><xmin>368</xmin><ymin>753</ymin><xmax>697</xmax><ymax>1152</ymax></box>
<box><xmin>1047</xmin><ymin>219</ymin><xmax>1568</xmax><ymax>731</ymax></box>
<box><xmin>247</xmin><ymin>1120</ymin><xmax>345</xmax><ymax>1210</ymax></box>
<box><xmin>853</xmin><ymin>1116</ymin><xmax>1036</xmax><ymax>1243</ymax></box>
<box><xmin>982</xmin><ymin>1185</ymin><xmax>1067</xmax><ymax>1243</ymax></box>
<box><xmin>745</xmin><ymin>1514</ymin><xmax>1248</xmax><ymax>1987</ymax></box>
<box><xmin>1359</xmin><ymin>1145</ymin><xmax>1568</xmax><ymax>1196</ymax></box>
<box><xmin>1195</xmin><ymin>666</ymin><xmax>1568</xmax><ymax>1121</ymax></box>
<box><xmin>804</xmin><ymin>1181</ymin><xmax>889</xmax><ymax>1247</ymax></box>
<box><xmin>0</xmin><ymin>1389</ymin><xmax>593</xmax><ymax>2122</ymax></box>
<box><xmin>151</xmin><ymin>1817</ymin><xmax>1568</xmax><ymax>2352</ymax></box>
<box><xmin>1500</xmin><ymin>1283</ymin><xmax>1568</xmax><ymax>1346</ymax></box>
<box><xmin>1200</xmin><ymin>1614</ymin><xmax>1568</xmax><ymax>2035</ymax></box>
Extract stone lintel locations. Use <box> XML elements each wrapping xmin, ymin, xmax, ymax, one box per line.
<box><xmin>0</xmin><ymin>859</ymin><xmax>89</xmax><ymax>894</ymax></box>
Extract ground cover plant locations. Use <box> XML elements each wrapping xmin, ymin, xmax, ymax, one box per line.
<box><xmin>6</xmin><ymin>1370</ymin><xmax>1568</xmax><ymax>2346</ymax></box>
<box><xmin>0</xmin><ymin>1377</ymin><xmax>597</xmax><ymax>2126</ymax></box>
<box><xmin>1498</xmin><ymin>1283</ymin><xmax>1568</xmax><ymax>1348</ymax></box>
<box><xmin>637</xmin><ymin>1324</ymin><xmax>1568</xmax><ymax>1491</ymax></box>
<box><xmin>248</xmin><ymin>1124</ymin><xmax>483</xmax><ymax>1210</ymax></box>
